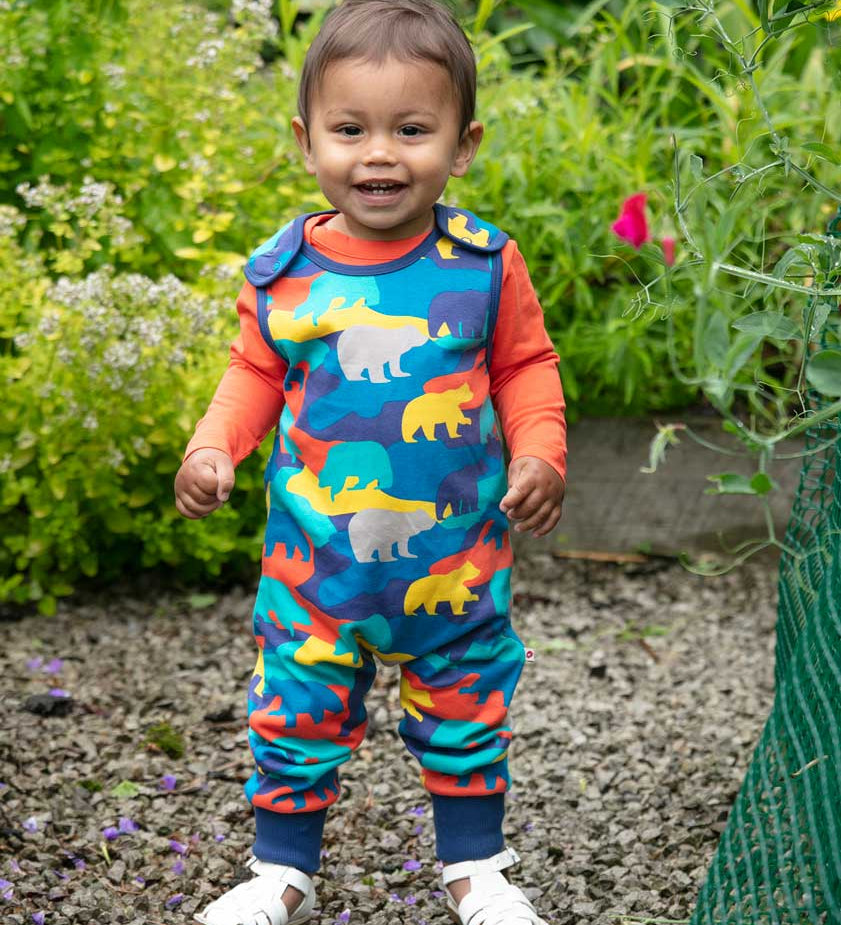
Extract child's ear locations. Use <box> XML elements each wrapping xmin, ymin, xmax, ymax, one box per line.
<box><xmin>292</xmin><ymin>116</ymin><xmax>316</xmax><ymax>174</ymax></box>
<box><xmin>450</xmin><ymin>121</ymin><xmax>484</xmax><ymax>178</ymax></box>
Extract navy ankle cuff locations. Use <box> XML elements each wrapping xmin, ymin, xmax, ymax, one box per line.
<box><xmin>432</xmin><ymin>793</ymin><xmax>505</xmax><ymax>864</ymax></box>
<box><xmin>253</xmin><ymin>806</ymin><xmax>327</xmax><ymax>874</ymax></box>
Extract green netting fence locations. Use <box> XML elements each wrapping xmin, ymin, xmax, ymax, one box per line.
<box><xmin>690</xmin><ymin>212</ymin><xmax>841</xmax><ymax>925</ymax></box>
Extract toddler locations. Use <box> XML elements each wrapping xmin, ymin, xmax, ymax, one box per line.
<box><xmin>175</xmin><ymin>1</ymin><xmax>566</xmax><ymax>922</ymax></box>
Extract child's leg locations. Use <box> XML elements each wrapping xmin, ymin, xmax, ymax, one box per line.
<box><xmin>396</xmin><ymin>616</ymin><xmax>525</xmax><ymax>859</ymax></box>
<box><xmin>246</xmin><ymin>598</ymin><xmax>378</xmax><ymax>867</ymax></box>
<box><xmin>396</xmin><ymin>617</ymin><xmax>548</xmax><ymax>921</ymax></box>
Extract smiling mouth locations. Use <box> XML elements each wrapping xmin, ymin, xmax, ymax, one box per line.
<box><xmin>356</xmin><ymin>181</ymin><xmax>407</xmax><ymax>195</ymax></box>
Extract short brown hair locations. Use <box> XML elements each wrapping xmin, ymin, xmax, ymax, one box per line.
<box><xmin>298</xmin><ymin>0</ymin><xmax>477</xmax><ymax>132</ymax></box>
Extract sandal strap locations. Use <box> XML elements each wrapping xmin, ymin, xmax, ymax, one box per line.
<box><xmin>246</xmin><ymin>858</ymin><xmax>314</xmax><ymax>896</ymax></box>
<box><xmin>456</xmin><ymin>881</ymin><xmax>542</xmax><ymax>925</ymax></box>
<box><xmin>441</xmin><ymin>847</ymin><xmax>521</xmax><ymax>886</ymax></box>
<box><xmin>195</xmin><ymin>860</ymin><xmax>315</xmax><ymax>925</ymax></box>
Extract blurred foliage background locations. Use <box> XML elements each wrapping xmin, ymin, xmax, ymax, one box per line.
<box><xmin>1</xmin><ymin>0</ymin><xmax>839</xmax><ymax>609</ymax></box>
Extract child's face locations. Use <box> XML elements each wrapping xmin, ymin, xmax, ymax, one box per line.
<box><xmin>292</xmin><ymin>56</ymin><xmax>483</xmax><ymax>241</ymax></box>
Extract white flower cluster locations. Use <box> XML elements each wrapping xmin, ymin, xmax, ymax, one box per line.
<box><xmin>66</xmin><ymin>177</ymin><xmax>122</xmax><ymax>220</ymax></box>
<box><xmin>16</xmin><ymin>176</ymin><xmax>57</xmax><ymax>210</ymax></box>
<box><xmin>0</xmin><ymin>205</ymin><xmax>26</xmax><ymax>238</ymax></box>
<box><xmin>16</xmin><ymin>175</ymin><xmax>142</xmax><ymax>253</ymax></box>
<box><xmin>41</xmin><ymin>267</ymin><xmax>226</xmax><ymax>407</ymax></box>
<box><xmin>231</xmin><ymin>0</ymin><xmax>279</xmax><ymax>39</ymax></box>
<box><xmin>186</xmin><ymin>37</ymin><xmax>227</xmax><ymax>69</ymax></box>
<box><xmin>102</xmin><ymin>63</ymin><xmax>126</xmax><ymax>87</ymax></box>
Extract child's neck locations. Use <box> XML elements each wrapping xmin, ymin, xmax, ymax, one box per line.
<box><xmin>323</xmin><ymin>211</ymin><xmax>435</xmax><ymax>243</ymax></box>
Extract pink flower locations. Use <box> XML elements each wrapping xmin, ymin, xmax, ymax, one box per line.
<box><xmin>611</xmin><ymin>193</ymin><xmax>650</xmax><ymax>249</ymax></box>
<box><xmin>662</xmin><ymin>236</ymin><xmax>676</xmax><ymax>266</ymax></box>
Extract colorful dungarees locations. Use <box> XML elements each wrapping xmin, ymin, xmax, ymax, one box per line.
<box><xmin>244</xmin><ymin>204</ymin><xmax>526</xmax><ymax>816</ymax></box>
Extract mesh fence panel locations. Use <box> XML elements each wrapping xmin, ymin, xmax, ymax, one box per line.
<box><xmin>690</xmin><ymin>217</ymin><xmax>841</xmax><ymax>925</ymax></box>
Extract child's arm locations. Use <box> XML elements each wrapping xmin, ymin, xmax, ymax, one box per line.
<box><xmin>174</xmin><ymin>282</ymin><xmax>288</xmax><ymax>519</ymax></box>
<box><xmin>490</xmin><ymin>242</ymin><xmax>567</xmax><ymax>537</ymax></box>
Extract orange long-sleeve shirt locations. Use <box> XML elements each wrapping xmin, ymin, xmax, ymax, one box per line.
<box><xmin>186</xmin><ymin>214</ymin><xmax>567</xmax><ymax>480</ymax></box>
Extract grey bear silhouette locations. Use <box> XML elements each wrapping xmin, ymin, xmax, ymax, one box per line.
<box><xmin>348</xmin><ymin>509</ymin><xmax>435</xmax><ymax>563</ymax></box>
<box><xmin>337</xmin><ymin>324</ymin><xmax>426</xmax><ymax>383</ymax></box>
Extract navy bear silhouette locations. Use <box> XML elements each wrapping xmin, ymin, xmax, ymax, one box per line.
<box><xmin>265</xmin><ymin>507</ymin><xmax>310</xmax><ymax>561</ymax></box>
<box><xmin>435</xmin><ymin>459</ymin><xmax>489</xmax><ymax>519</ymax></box>
<box><xmin>428</xmin><ymin>290</ymin><xmax>487</xmax><ymax>340</ymax></box>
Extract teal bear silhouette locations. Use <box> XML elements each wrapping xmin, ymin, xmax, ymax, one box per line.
<box><xmin>318</xmin><ymin>441</ymin><xmax>393</xmax><ymax>500</ymax></box>
<box><xmin>294</xmin><ymin>274</ymin><xmax>380</xmax><ymax>326</ymax></box>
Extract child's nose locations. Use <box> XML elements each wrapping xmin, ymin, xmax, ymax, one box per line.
<box><xmin>361</xmin><ymin>134</ymin><xmax>398</xmax><ymax>166</ymax></box>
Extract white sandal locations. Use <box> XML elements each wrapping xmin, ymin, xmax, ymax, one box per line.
<box><xmin>194</xmin><ymin>857</ymin><xmax>316</xmax><ymax>925</ymax></box>
<box><xmin>442</xmin><ymin>847</ymin><xmax>548</xmax><ymax>925</ymax></box>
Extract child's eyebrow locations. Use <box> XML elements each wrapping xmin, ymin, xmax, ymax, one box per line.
<box><xmin>324</xmin><ymin>108</ymin><xmax>438</xmax><ymax>121</ymax></box>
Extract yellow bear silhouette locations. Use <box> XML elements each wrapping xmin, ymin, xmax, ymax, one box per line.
<box><xmin>402</xmin><ymin>383</ymin><xmax>473</xmax><ymax>443</ymax></box>
<box><xmin>404</xmin><ymin>562</ymin><xmax>481</xmax><ymax>615</ymax></box>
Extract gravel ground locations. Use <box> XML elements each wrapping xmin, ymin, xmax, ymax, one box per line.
<box><xmin>0</xmin><ymin>552</ymin><xmax>778</xmax><ymax>925</ymax></box>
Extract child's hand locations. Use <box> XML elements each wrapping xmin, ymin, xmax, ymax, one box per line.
<box><xmin>174</xmin><ymin>448</ymin><xmax>236</xmax><ymax>520</ymax></box>
<box><xmin>499</xmin><ymin>455</ymin><xmax>564</xmax><ymax>537</ymax></box>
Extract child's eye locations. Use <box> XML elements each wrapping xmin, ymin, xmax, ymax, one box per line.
<box><xmin>337</xmin><ymin>125</ymin><xmax>362</xmax><ymax>137</ymax></box>
<box><xmin>399</xmin><ymin>125</ymin><xmax>425</xmax><ymax>137</ymax></box>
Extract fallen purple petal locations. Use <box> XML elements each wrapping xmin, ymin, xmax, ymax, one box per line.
<box><xmin>408</xmin><ymin>805</ymin><xmax>425</xmax><ymax>816</ymax></box>
<box><xmin>389</xmin><ymin>893</ymin><xmax>401</xmax><ymax>902</ymax></box>
<box><xmin>159</xmin><ymin>774</ymin><xmax>177</xmax><ymax>791</ymax></box>
<box><xmin>402</xmin><ymin>859</ymin><xmax>422</xmax><ymax>872</ymax></box>
<box><xmin>412</xmin><ymin>824</ymin><xmax>423</xmax><ymax>836</ymax></box>
<box><xmin>26</xmin><ymin>657</ymin><xmax>43</xmax><ymax>671</ymax></box>
<box><xmin>73</xmin><ymin>858</ymin><xmax>86</xmax><ymax>871</ymax></box>
<box><xmin>9</xmin><ymin>860</ymin><xmax>22</xmax><ymax>874</ymax></box>
<box><xmin>335</xmin><ymin>910</ymin><xmax>350</xmax><ymax>924</ymax></box>
<box><xmin>190</xmin><ymin>832</ymin><xmax>200</xmax><ymax>844</ymax></box>
<box><xmin>169</xmin><ymin>839</ymin><xmax>188</xmax><ymax>855</ymax></box>
<box><xmin>165</xmin><ymin>893</ymin><xmax>184</xmax><ymax>909</ymax></box>
<box><xmin>102</xmin><ymin>827</ymin><xmax>120</xmax><ymax>841</ymax></box>
<box><xmin>523</xmin><ymin>821</ymin><xmax>534</xmax><ymax>832</ymax></box>
<box><xmin>134</xmin><ymin>875</ymin><xmax>146</xmax><ymax>886</ymax></box>
<box><xmin>404</xmin><ymin>894</ymin><xmax>417</xmax><ymax>905</ymax></box>
<box><xmin>172</xmin><ymin>858</ymin><xmax>185</xmax><ymax>875</ymax></box>
<box><xmin>44</xmin><ymin>658</ymin><xmax>64</xmax><ymax>674</ymax></box>
<box><xmin>22</xmin><ymin>817</ymin><xmax>38</xmax><ymax>833</ymax></box>
<box><xmin>2</xmin><ymin>888</ymin><xmax>13</xmax><ymax>901</ymax></box>
<box><xmin>48</xmin><ymin>689</ymin><xmax>71</xmax><ymax>698</ymax></box>
<box><xmin>52</xmin><ymin>869</ymin><xmax>69</xmax><ymax>881</ymax></box>
<box><xmin>32</xmin><ymin>913</ymin><xmax>46</xmax><ymax>925</ymax></box>
<box><xmin>118</xmin><ymin>817</ymin><xmax>139</xmax><ymax>834</ymax></box>
<box><xmin>0</xmin><ymin>879</ymin><xmax>11</xmax><ymax>889</ymax></box>
<box><xmin>214</xmin><ymin>833</ymin><xmax>226</xmax><ymax>842</ymax></box>
<box><xmin>431</xmin><ymin>890</ymin><xmax>445</xmax><ymax>899</ymax></box>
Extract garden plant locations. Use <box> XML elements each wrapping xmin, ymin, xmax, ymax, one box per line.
<box><xmin>0</xmin><ymin>1</ymin><xmax>840</xmax><ymax>924</ymax></box>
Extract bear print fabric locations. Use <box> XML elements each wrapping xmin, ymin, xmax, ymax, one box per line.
<box><xmin>245</xmin><ymin>207</ymin><xmax>526</xmax><ymax>816</ymax></box>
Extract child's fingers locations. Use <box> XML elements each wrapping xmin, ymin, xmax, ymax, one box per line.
<box><xmin>521</xmin><ymin>501</ymin><xmax>563</xmax><ymax>537</ymax></box>
<box><xmin>512</xmin><ymin>497</ymin><xmax>556</xmax><ymax>534</ymax></box>
<box><xmin>214</xmin><ymin>455</ymin><xmax>236</xmax><ymax>502</ymax></box>
<box><xmin>175</xmin><ymin>492</ymin><xmax>220</xmax><ymax>520</ymax></box>
<box><xmin>499</xmin><ymin>485</ymin><xmax>528</xmax><ymax>517</ymax></box>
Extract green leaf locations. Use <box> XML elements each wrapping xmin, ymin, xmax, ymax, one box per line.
<box><xmin>702</xmin><ymin>311</ymin><xmax>730</xmax><ymax>368</ymax></box>
<box><xmin>804</xmin><ymin>301</ymin><xmax>832</xmax><ymax>342</ymax></box>
<box><xmin>749</xmin><ymin>472</ymin><xmax>776</xmax><ymax>495</ymax></box>
<box><xmin>806</xmin><ymin>350</ymin><xmax>841</xmax><ymax>396</ymax></box>
<box><xmin>732</xmin><ymin>311</ymin><xmax>799</xmax><ymax>340</ymax></box>
<box><xmin>111</xmin><ymin>780</ymin><xmax>140</xmax><ymax>799</ymax></box>
<box><xmin>705</xmin><ymin>473</ymin><xmax>756</xmax><ymax>495</ymax></box>
<box><xmin>188</xmin><ymin>592</ymin><xmax>217</xmax><ymax>609</ymax></box>
<box><xmin>801</xmin><ymin>142</ymin><xmax>841</xmax><ymax>166</ymax></box>
<box><xmin>689</xmin><ymin>154</ymin><xmax>704</xmax><ymax>179</ymax></box>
